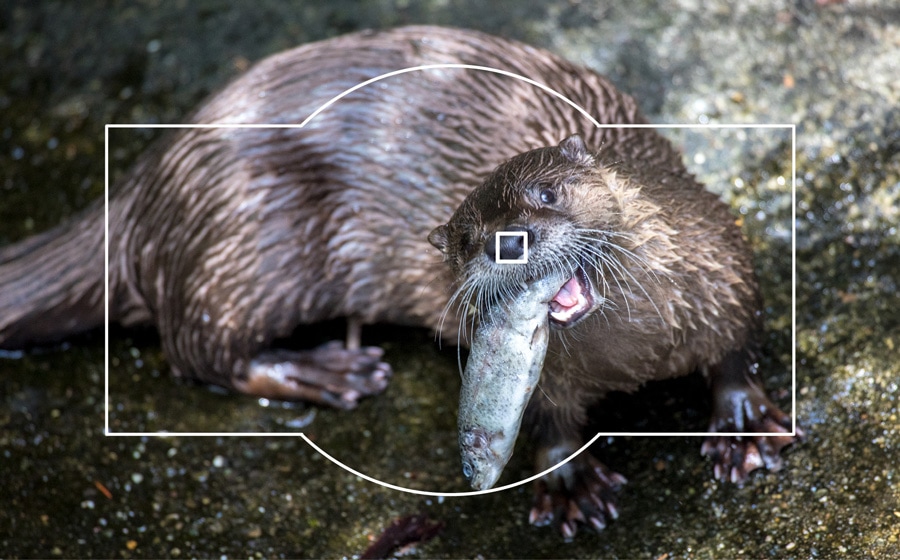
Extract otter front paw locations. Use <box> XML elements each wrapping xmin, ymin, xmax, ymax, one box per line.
<box><xmin>238</xmin><ymin>342</ymin><xmax>392</xmax><ymax>409</ymax></box>
<box><xmin>702</xmin><ymin>382</ymin><xmax>804</xmax><ymax>483</ymax></box>
<box><xmin>528</xmin><ymin>453</ymin><xmax>626</xmax><ymax>541</ymax></box>
<box><xmin>702</xmin><ymin>418</ymin><xmax>803</xmax><ymax>484</ymax></box>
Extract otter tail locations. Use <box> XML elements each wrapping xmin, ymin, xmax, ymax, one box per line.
<box><xmin>0</xmin><ymin>204</ymin><xmax>106</xmax><ymax>348</ymax></box>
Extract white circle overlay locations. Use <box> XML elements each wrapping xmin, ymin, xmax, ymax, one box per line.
<box><xmin>294</xmin><ymin>63</ymin><xmax>604</xmax><ymax>496</ymax></box>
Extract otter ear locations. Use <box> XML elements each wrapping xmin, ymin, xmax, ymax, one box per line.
<box><xmin>559</xmin><ymin>134</ymin><xmax>593</xmax><ymax>166</ymax></box>
<box><xmin>428</xmin><ymin>224</ymin><xmax>451</xmax><ymax>253</ymax></box>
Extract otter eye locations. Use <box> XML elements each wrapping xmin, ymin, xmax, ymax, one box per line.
<box><xmin>539</xmin><ymin>186</ymin><xmax>557</xmax><ymax>205</ymax></box>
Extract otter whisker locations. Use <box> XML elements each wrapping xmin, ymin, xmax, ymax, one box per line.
<box><xmin>565</xmin><ymin>236</ymin><xmax>634</xmax><ymax>319</ymax></box>
<box><xmin>576</xmin><ymin>228</ymin><xmax>664</xmax><ymax>287</ymax></box>
<box><xmin>597</xmin><ymin>242</ymin><xmax>665</xmax><ymax>323</ymax></box>
<box><xmin>439</xmin><ymin>273</ymin><xmax>475</xmax><ymax>337</ymax></box>
<box><xmin>567</xmin><ymin>232</ymin><xmax>666</xmax><ymax>324</ymax></box>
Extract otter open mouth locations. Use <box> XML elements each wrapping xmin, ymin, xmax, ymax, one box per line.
<box><xmin>548</xmin><ymin>268</ymin><xmax>595</xmax><ymax>327</ymax></box>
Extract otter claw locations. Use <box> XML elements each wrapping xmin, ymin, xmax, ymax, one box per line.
<box><xmin>703</xmin><ymin>418</ymin><xmax>804</xmax><ymax>484</ymax></box>
<box><xmin>561</xmin><ymin>520</ymin><xmax>576</xmax><ymax>541</ymax></box>
<box><xmin>530</xmin><ymin>453</ymin><xmax>625</xmax><ymax>538</ymax></box>
<box><xmin>589</xmin><ymin>516</ymin><xmax>606</xmax><ymax>531</ymax></box>
<box><xmin>605</xmin><ymin>499</ymin><xmax>619</xmax><ymax>520</ymax></box>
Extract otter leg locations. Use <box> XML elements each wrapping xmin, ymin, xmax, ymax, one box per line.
<box><xmin>526</xmin><ymin>400</ymin><xmax>626</xmax><ymax>540</ymax></box>
<box><xmin>701</xmin><ymin>349</ymin><xmax>804</xmax><ymax>483</ymax></box>
<box><xmin>176</xmin><ymin>313</ymin><xmax>388</xmax><ymax>411</ymax></box>
<box><xmin>231</xmin><ymin>318</ymin><xmax>391</xmax><ymax>410</ymax></box>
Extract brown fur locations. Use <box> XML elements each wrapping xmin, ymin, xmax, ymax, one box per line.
<box><xmin>0</xmin><ymin>26</ymin><xmax>797</xmax><ymax>535</ymax></box>
<box><xmin>0</xmin><ymin>26</ymin><xmax>681</xmax><ymax>405</ymax></box>
<box><xmin>430</xmin><ymin>133</ymin><xmax>759</xmax><ymax>450</ymax></box>
<box><xmin>430</xmin><ymin>134</ymin><xmax>797</xmax><ymax>537</ymax></box>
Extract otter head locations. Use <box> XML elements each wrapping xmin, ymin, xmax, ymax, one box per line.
<box><xmin>429</xmin><ymin>134</ymin><xmax>616</xmax><ymax>329</ymax></box>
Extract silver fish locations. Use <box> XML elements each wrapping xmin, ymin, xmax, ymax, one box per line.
<box><xmin>458</xmin><ymin>273</ymin><xmax>565</xmax><ymax>490</ymax></box>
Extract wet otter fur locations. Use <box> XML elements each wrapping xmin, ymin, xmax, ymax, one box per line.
<box><xmin>430</xmin><ymin>134</ymin><xmax>801</xmax><ymax>537</ymax></box>
<box><xmin>0</xmin><ymin>25</ymin><xmax>799</xmax><ymax>537</ymax></box>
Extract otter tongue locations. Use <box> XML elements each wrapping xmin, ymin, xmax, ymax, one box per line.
<box><xmin>550</xmin><ymin>276</ymin><xmax>590</xmax><ymax>324</ymax></box>
<box><xmin>551</xmin><ymin>275</ymin><xmax>583</xmax><ymax>309</ymax></box>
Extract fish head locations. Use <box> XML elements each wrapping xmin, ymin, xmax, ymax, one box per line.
<box><xmin>459</xmin><ymin>425</ymin><xmax>514</xmax><ymax>490</ymax></box>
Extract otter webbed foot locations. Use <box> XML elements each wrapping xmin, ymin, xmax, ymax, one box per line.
<box><xmin>528</xmin><ymin>450</ymin><xmax>626</xmax><ymax>541</ymax></box>
<box><xmin>702</xmin><ymin>418</ymin><xmax>803</xmax><ymax>484</ymax></box>
<box><xmin>236</xmin><ymin>342</ymin><xmax>392</xmax><ymax>409</ymax></box>
<box><xmin>703</xmin><ymin>351</ymin><xmax>803</xmax><ymax>483</ymax></box>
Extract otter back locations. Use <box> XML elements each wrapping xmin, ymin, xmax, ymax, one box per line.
<box><xmin>0</xmin><ymin>25</ymin><xmax>679</xmax><ymax>406</ymax></box>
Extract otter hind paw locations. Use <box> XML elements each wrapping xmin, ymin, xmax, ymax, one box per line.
<box><xmin>238</xmin><ymin>342</ymin><xmax>392</xmax><ymax>409</ymax></box>
<box><xmin>529</xmin><ymin>454</ymin><xmax>626</xmax><ymax>541</ymax></box>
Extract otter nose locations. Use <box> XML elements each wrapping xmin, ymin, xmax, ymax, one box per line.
<box><xmin>484</xmin><ymin>225</ymin><xmax>535</xmax><ymax>262</ymax></box>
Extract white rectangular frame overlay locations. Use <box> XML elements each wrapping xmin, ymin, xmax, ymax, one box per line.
<box><xmin>495</xmin><ymin>231</ymin><xmax>529</xmax><ymax>264</ymax></box>
<box><xmin>104</xmin><ymin>123</ymin><xmax>797</xmax><ymax>438</ymax></box>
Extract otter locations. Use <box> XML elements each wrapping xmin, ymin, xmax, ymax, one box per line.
<box><xmin>0</xmin><ymin>26</ymin><xmax>799</xmax><ymax>537</ymax></box>
<box><xmin>431</xmin><ymin>134</ymin><xmax>801</xmax><ymax>536</ymax></box>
